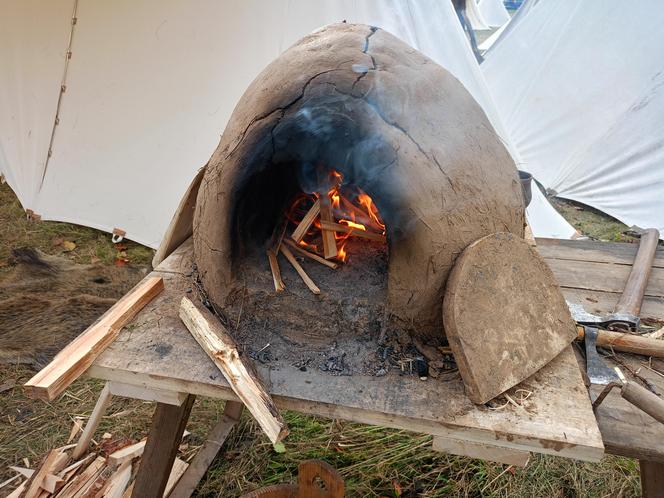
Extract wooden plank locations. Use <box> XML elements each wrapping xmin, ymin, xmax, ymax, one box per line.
<box><xmin>432</xmin><ymin>436</ymin><xmax>531</xmax><ymax>467</ymax></box>
<box><xmin>89</xmin><ymin>242</ymin><xmax>606</xmax><ymax>462</ymax></box>
<box><xmin>131</xmin><ymin>397</ymin><xmax>195</xmax><ymax>498</ymax></box>
<box><xmin>544</xmin><ymin>259</ymin><xmax>664</xmax><ymax>297</ymax></box>
<box><xmin>319</xmin><ymin>220</ymin><xmax>386</xmax><ymax>242</ymax></box>
<box><xmin>72</xmin><ymin>382</ymin><xmax>112</xmax><ymax>460</ymax></box>
<box><xmin>179</xmin><ymin>297</ymin><xmax>288</xmax><ymax>443</ymax></box>
<box><xmin>318</xmin><ymin>194</ymin><xmax>338</xmax><ymax>259</ymax></box>
<box><xmin>24</xmin><ymin>277</ymin><xmax>164</xmax><ymax>401</ymax></box>
<box><xmin>537</xmin><ymin>238</ymin><xmax>664</xmax><ymax>268</ymax></box>
<box><xmin>279</xmin><ymin>245</ymin><xmax>320</xmax><ymax>295</ymax></box>
<box><xmin>169</xmin><ymin>401</ymin><xmax>243</xmax><ymax>498</ymax></box>
<box><xmin>640</xmin><ymin>460</ymin><xmax>664</xmax><ymax>498</ymax></box>
<box><xmin>153</xmin><ymin>167</ymin><xmax>204</xmax><ymax>268</ymax></box>
<box><xmin>103</xmin><ymin>460</ymin><xmax>132</xmax><ymax>498</ymax></box>
<box><xmin>109</xmin><ymin>381</ymin><xmax>187</xmax><ymax>406</ymax></box>
<box><xmin>561</xmin><ymin>287</ymin><xmax>664</xmax><ymax>322</ymax></box>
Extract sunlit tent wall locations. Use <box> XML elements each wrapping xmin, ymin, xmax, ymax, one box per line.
<box><xmin>482</xmin><ymin>0</ymin><xmax>664</xmax><ymax>234</ymax></box>
<box><xmin>478</xmin><ymin>0</ymin><xmax>510</xmax><ymax>28</ymax></box>
<box><xmin>0</xmin><ymin>0</ymin><xmax>574</xmax><ymax>249</ymax></box>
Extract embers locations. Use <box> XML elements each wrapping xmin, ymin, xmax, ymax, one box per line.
<box><xmin>266</xmin><ymin>169</ymin><xmax>386</xmax><ymax>294</ymax></box>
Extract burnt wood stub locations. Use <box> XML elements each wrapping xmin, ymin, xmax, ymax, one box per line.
<box><xmin>194</xmin><ymin>23</ymin><xmax>524</xmax><ymax>335</ymax></box>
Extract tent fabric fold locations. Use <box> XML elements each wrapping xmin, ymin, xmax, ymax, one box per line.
<box><xmin>482</xmin><ymin>0</ymin><xmax>664</xmax><ymax>234</ymax></box>
<box><xmin>1</xmin><ymin>0</ymin><xmax>574</xmax><ymax>248</ymax></box>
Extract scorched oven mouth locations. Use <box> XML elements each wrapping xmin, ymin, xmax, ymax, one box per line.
<box><xmin>192</xmin><ymin>23</ymin><xmax>524</xmax><ymax>377</ymax></box>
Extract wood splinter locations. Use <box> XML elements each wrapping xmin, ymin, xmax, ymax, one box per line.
<box><xmin>283</xmin><ymin>238</ymin><xmax>338</xmax><ymax>269</ymax></box>
<box><xmin>179</xmin><ymin>296</ymin><xmax>289</xmax><ymax>443</ymax></box>
<box><xmin>279</xmin><ymin>245</ymin><xmax>321</xmax><ymax>295</ymax></box>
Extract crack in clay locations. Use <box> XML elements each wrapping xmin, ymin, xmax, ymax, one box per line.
<box><xmin>352</xmin><ymin>26</ymin><xmax>379</xmax><ymax>92</ymax></box>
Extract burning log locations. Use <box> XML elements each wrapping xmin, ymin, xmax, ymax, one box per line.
<box><xmin>283</xmin><ymin>239</ymin><xmax>338</xmax><ymax>269</ymax></box>
<box><xmin>318</xmin><ymin>194</ymin><xmax>338</xmax><ymax>260</ymax></box>
<box><xmin>279</xmin><ymin>245</ymin><xmax>321</xmax><ymax>295</ymax></box>
<box><xmin>291</xmin><ymin>199</ymin><xmax>320</xmax><ymax>243</ymax></box>
<box><xmin>320</xmin><ymin>220</ymin><xmax>386</xmax><ymax>242</ymax></box>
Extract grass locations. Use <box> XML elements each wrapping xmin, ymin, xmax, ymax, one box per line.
<box><xmin>0</xmin><ymin>182</ymin><xmax>645</xmax><ymax>496</ymax></box>
<box><xmin>0</xmin><ymin>182</ymin><xmax>154</xmax><ymax>269</ymax></box>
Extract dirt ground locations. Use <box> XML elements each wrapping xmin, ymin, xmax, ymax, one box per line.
<box><xmin>0</xmin><ymin>180</ymin><xmax>645</xmax><ymax>497</ymax></box>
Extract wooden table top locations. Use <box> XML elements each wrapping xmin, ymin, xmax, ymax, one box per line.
<box><xmin>88</xmin><ymin>238</ymin><xmax>664</xmax><ymax>463</ymax></box>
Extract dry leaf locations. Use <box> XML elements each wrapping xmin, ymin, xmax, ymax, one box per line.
<box><xmin>62</xmin><ymin>240</ymin><xmax>76</xmax><ymax>252</ymax></box>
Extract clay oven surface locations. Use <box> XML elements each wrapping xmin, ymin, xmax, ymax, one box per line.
<box><xmin>194</xmin><ymin>23</ymin><xmax>524</xmax><ymax>335</ymax></box>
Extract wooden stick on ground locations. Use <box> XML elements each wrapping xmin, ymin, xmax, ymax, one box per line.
<box><xmin>179</xmin><ymin>297</ymin><xmax>289</xmax><ymax>443</ymax></box>
<box><xmin>279</xmin><ymin>245</ymin><xmax>321</xmax><ymax>295</ymax></box>
<box><xmin>24</xmin><ymin>276</ymin><xmax>164</xmax><ymax>401</ymax></box>
<box><xmin>318</xmin><ymin>194</ymin><xmax>338</xmax><ymax>260</ymax></box>
<box><xmin>320</xmin><ymin>220</ymin><xmax>386</xmax><ymax>243</ymax></box>
<box><xmin>72</xmin><ymin>382</ymin><xmax>113</xmax><ymax>459</ymax></box>
<box><xmin>267</xmin><ymin>250</ymin><xmax>285</xmax><ymax>292</ymax></box>
<box><xmin>283</xmin><ymin>239</ymin><xmax>338</xmax><ymax>269</ymax></box>
<box><xmin>291</xmin><ymin>199</ymin><xmax>320</xmax><ymax>243</ymax></box>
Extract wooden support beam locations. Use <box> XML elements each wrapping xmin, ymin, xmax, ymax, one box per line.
<box><xmin>279</xmin><ymin>245</ymin><xmax>321</xmax><ymax>295</ymax></box>
<box><xmin>318</xmin><ymin>194</ymin><xmax>338</xmax><ymax>259</ymax></box>
<box><xmin>319</xmin><ymin>220</ymin><xmax>386</xmax><ymax>242</ymax></box>
<box><xmin>72</xmin><ymin>382</ymin><xmax>113</xmax><ymax>460</ymax></box>
<box><xmin>179</xmin><ymin>297</ymin><xmax>289</xmax><ymax>443</ymax></box>
<box><xmin>291</xmin><ymin>199</ymin><xmax>320</xmax><ymax>243</ymax></box>
<box><xmin>640</xmin><ymin>460</ymin><xmax>664</xmax><ymax>498</ymax></box>
<box><xmin>169</xmin><ymin>401</ymin><xmax>243</xmax><ymax>498</ymax></box>
<box><xmin>109</xmin><ymin>381</ymin><xmax>187</xmax><ymax>406</ymax></box>
<box><xmin>24</xmin><ymin>277</ymin><xmax>164</xmax><ymax>401</ymax></box>
<box><xmin>432</xmin><ymin>436</ymin><xmax>531</xmax><ymax>467</ymax></box>
<box><xmin>131</xmin><ymin>396</ymin><xmax>195</xmax><ymax>498</ymax></box>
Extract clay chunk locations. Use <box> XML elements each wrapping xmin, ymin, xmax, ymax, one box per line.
<box><xmin>443</xmin><ymin>232</ymin><xmax>577</xmax><ymax>404</ymax></box>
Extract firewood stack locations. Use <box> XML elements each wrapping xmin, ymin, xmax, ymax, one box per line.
<box><xmin>267</xmin><ymin>170</ymin><xmax>386</xmax><ymax>294</ymax></box>
<box><xmin>2</xmin><ymin>432</ymin><xmax>189</xmax><ymax>498</ymax></box>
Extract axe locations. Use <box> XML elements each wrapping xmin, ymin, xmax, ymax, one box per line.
<box><xmin>584</xmin><ymin>326</ymin><xmax>664</xmax><ymax>424</ymax></box>
<box><xmin>568</xmin><ymin>227</ymin><xmax>660</xmax><ymax>332</ymax></box>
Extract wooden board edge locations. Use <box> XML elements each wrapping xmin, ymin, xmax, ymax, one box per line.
<box><xmin>86</xmin><ymin>365</ymin><xmax>605</xmax><ymax>462</ymax></box>
<box><xmin>432</xmin><ymin>435</ymin><xmax>531</xmax><ymax>467</ymax></box>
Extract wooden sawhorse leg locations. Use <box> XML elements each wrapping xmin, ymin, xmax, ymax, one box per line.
<box><xmin>132</xmin><ymin>394</ymin><xmax>196</xmax><ymax>498</ymax></box>
<box><xmin>640</xmin><ymin>460</ymin><xmax>664</xmax><ymax>498</ymax></box>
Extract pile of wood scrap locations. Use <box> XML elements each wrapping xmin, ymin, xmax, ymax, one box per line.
<box><xmin>1</xmin><ymin>432</ymin><xmax>189</xmax><ymax>498</ymax></box>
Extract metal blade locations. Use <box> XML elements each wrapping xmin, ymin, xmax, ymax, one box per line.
<box><xmin>567</xmin><ymin>301</ymin><xmax>603</xmax><ymax>324</ymax></box>
<box><xmin>583</xmin><ymin>326</ymin><xmax>620</xmax><ymax>385</ymax></box>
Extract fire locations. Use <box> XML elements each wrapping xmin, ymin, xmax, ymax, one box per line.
<box><xmin>286</xmin><ymin>169</ymin><xmax>385</xmax><ymax>264</ymax></box>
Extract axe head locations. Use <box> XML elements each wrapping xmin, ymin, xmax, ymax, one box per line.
<box><xmin>583</xmin><ymin>326</ymin><xmax>620</xmax><ymax>385</ymax></box>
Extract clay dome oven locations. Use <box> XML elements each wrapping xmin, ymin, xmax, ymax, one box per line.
<box><xmin>193</xmin><ymin>23</ymin><xmax>524</xmax><ymax>338</ymax></box>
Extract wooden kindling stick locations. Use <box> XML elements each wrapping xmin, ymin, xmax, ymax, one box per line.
<box><xmin>279</xmin><ymin>244</ymin><xmax>321</xmax><ymax>295</ymax></box>
<box><xmin>318</xmin><ymin>194</ymin><xmax>338</xmax><ymax>259</ymax></box>
<box><xmin>320</xmin><ymin>220</ymin><xmax>386</xmax><ymax>242</ymax></box>
<box><xmin>24</xmin><ymin>276</ymin><xmax>164</xmax><ymax>401</ymax></box>
<box><xmin>291</xmin><ymin>199</ymin><xmax>320</xmax><ymax>243</ymax></box>
<box><xmin>283</xmin><ymin>238</ymin><xmax>338</xmax><ymax>269</ymax></box>
<box><xmin>179</xmin><ymin>297</ymin><xmax>289</xmax><ymax>443</ymax></box>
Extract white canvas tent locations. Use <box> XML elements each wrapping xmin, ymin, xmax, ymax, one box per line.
<box><xmin>1</xmin><ymin>0</ymin><xmax>574</xmax><ymax>249</ymax></box>
<box><xmin>483</xmin><ymin>0</ymin><xmax>664</xmax><ymax>234</ymax></box>
<box><xmin>478</xmin><ymin>0</ymin><xmax>510</xmax><ymax>28</ymax></box>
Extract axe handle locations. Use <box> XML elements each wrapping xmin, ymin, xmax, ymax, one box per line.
<box><xmin>576</xmin><ymin>326</ymin><xmax>664</xmax><ymax>358</ymax></box>
<box><xmin>613</xmin><ymin>228</ymin><xmax>660</xmax><ymax>317</ymax></box>
<box><xmin>621</xmin><ymin>381</ymin><xmax>664</xmax><ymax>424</ymax></box>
